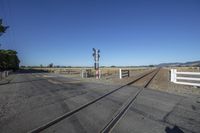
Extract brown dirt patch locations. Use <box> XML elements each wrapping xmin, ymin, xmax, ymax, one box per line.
<box><xmin>149</xmin><ymin>68</ymin><xmax>200</xmax><ymax>96</ymax></box>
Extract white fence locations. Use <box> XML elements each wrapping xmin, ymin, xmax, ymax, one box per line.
<box><xmin>81</xmin><ymin>69</ymin><xmax>101</xmax><ymax>78</ymax></box>
<box><xmin>119</xmin><ymin>69</ymin><xmax>130</xmax><ymax>79</ymax></box>
<box><xmin>0</xmin><ymin>70</ymin><xmax>12</xmax><ymax>80</ymax></box>
<box><xmin>170</xmin><ymin>69</ymin><xmax>200</xmax><ymax>87</ymax></box>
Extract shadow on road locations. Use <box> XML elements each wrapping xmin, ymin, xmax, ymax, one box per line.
<box><xmin>8</xmin><ymin>79</ymin><xmax>47</xmax><ymax>84</ymax></box>
<box><xmin>165</xmin><ymin>126</ymin><xmax>184</xmax><ymax>133</ymax></box>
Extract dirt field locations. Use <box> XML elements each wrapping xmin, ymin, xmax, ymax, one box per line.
<box><xmin>149</xmin><ymin>68</ymin><xmax>200</xmax><ymax>96</ymax></box>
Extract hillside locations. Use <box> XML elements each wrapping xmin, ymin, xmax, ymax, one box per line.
<box><xmin>157</xmin><ymin>60</ymin><xmax>200</xmax><ymax>67</ymax></box>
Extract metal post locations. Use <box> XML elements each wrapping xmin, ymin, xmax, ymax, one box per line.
<box><xmin>99</xmin><ymin>69</ymin><xmax>101</xmax><ymax>79</ymax></box>
<box><xmin>93</xmin><ymin>48</ymin><xmax>100</xmax><ymax>79</ymax></box>
<box><xmin>96</xmin><ymin>70</ymin><xmax>98</xmax><ymax>79</ymax></box>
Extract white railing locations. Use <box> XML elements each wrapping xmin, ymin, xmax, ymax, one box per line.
<box><xmin>0</xmin><ymin>70</ymin><xmax>12</xmax><ymax>80</ymax></box>
<box><xmin>119</xmin><ymin>69</ymin><xmax>130</xmax><ymax>79</ymax></box>
<box><xmin>170</xmin><ymin>69</ymin><xmax>200</xmax><ymax>87</ymax></box>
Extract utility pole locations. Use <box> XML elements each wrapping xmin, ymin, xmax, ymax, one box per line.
<box><xmin>93</xmin><ymin>48</ymin><xmax>100</xmax><ymax>79</ymax></box>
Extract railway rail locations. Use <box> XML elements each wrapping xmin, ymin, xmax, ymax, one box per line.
<box><xmin>100</xmin><ymin>68</ymin><xmax>160</xmax><ymax>133</ymax></box>
<box><xmin>28</xmin><ymin>68</ymin><xmax>160</xmax><ymax>133</ymax></box>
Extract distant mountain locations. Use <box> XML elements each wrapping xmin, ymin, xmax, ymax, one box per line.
<box><xmin>157</xmin><ymin>60</ymin><xmax>200</xmax><ymax>67</ymax></box>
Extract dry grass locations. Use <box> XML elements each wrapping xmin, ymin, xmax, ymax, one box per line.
<box><xmin>32</xmin><ymin>67</ymin><xmax>152</xmax><ymax>77</ymax></box>
<box><xmin>171</xmin><ymin>67</ymin><xmax>200</xmax><ymax>72</ymax></box>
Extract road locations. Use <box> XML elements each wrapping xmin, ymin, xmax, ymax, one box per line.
<box><xmin>0</xmin><ymin>71</ymin><xmax>199</xmax><ymax>133</ymax></box>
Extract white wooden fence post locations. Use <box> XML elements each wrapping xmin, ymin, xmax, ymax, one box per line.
<box><xmin>6</xmin><ymin>71</ymin><xmax>8</xmax><ymax>77</ymax></box>
<box><xmin>171</xmin><ymin>69</ymin><xmax>176</xmax><ymax>82</ymax></box>
<box><xmin>2</xmin><ymin>71</ymin><xmax>5</xmax><ymax>78</ymax></box>
<box><xmin>170</xmin><ymin>69</ymin><xmax>173</xmax><ymax>82</ymax></box>
<box><xmin>119</xmin><ymin>69</ymin><xmax>122</xmax><ymax>79</ymax></box>
<box><xmin>174</xmin><ymin>69</ymin><xmax>177</xmax><ymax>82</ymax></box>
<box><xmin>81</xmin><ymin>70</ymin><xmax>84</xmax><ymax>78</ymax></box>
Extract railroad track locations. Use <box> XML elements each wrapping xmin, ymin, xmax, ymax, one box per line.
<box><xmin>100</xmin><ymin>68</ymin><xmax>160</xmax><ymax>133</ymax></box>
<box><xmin>28</xmin><ymin>68</ymin><xmax>160</xmax><ymax>133</ymax></box>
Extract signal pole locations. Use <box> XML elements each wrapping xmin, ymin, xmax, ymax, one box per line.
<box><xmin>93</xmin><ymin>48</ymin><xmax>100</xmax><ymax>79</ymax></box>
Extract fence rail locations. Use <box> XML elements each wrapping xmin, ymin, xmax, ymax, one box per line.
<box><xmin>119</xmin><ymin>69</ymin><xmax>130</xmax><ymax>79</ymax></box>
<box><xmin>170</xmin><ymin>69</ymin><xmax>200</xmax><ymax>87</ymax></box>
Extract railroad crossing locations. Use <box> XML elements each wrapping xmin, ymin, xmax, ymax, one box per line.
<box><xmin>0</xmin><ymin>69</ymin><xmax>199</xmax><ymax>133</ymax></box>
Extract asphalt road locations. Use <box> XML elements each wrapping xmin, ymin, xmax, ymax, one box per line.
<box><xmin>0</xmin><ymin>72</ymin><xmax>199</xmax><ymax>133</ymax></box>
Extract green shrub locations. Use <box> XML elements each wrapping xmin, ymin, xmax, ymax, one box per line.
<box><xmin>0</xmin><ymin>49</ymin><xmax>20</xmax><ymax>71</ymax></box>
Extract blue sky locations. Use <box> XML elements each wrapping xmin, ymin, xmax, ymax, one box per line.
<box><xmin>0</xmin><ymin>0</ymin><xmax>200</xmax><ymax>66</ymax></box>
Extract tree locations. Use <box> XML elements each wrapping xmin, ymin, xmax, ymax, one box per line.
<box><xmin>0</xmin><ymin>20</ymin><xmax>20</xmax><ymax>71</ymax></box>
<box><xmin>48</xmin><ymin>63</ymin><xmax>53</xmax><ymax>68</ymax></box>
<box><xmin>20</xmin><ymin>66</ymin><xmax>26</xmax><ymax>69</ymax></box>
<box><xmin>0</xmin><ymin>19</ymin><xmax>9</xmax><ymax>36</ymax></box>
<box><xmin>0</xmin><ymin>49</ymin><xmax>20</xmax><ymax>71</ymax></box>
<box><xmin>149</xmin><ymin>65</ymin><xmax>155</xmax><ymax>67</ymax></box>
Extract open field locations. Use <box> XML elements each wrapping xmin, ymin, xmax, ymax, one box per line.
<box><xmin>32</xmin><ymin>67</ymin><xmax>153</xmax><ymax>76</ymax></box>
<box><xmin>176</xmin><ymin>67</ymin><xmax>200</xmax><ymax>72</ymax></box>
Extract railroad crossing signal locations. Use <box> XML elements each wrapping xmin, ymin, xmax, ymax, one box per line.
<box><xmin>93</xmin><ymin>48</ymin><xmax>100</xmax><ymax>61</ymax></box>
<box><xmin>93</xmin><ymin>48</ymin><xmax>100</xmax><ymax>70</ymax></box>
<box><xmin>93</xmin><ymin>48</ymin><xmax>100</xmax><ymax>79</ymax></box>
